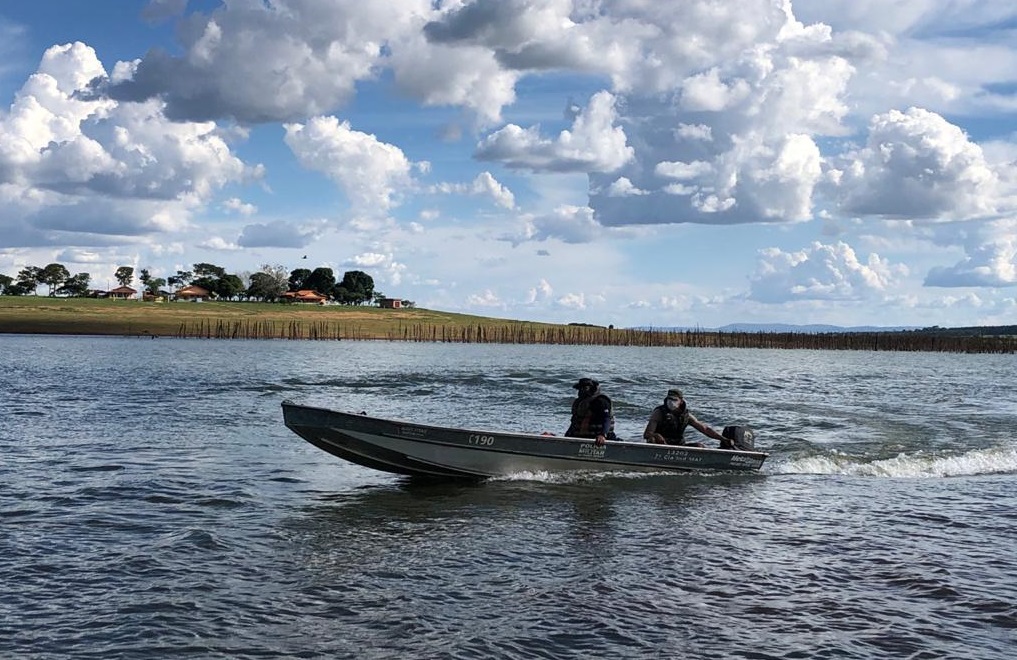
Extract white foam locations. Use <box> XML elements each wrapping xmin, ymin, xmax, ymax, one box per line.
<box><xmin>769</xmin><ymin>446</ymin><xmax>1017</xmax><ymax>478</ymax></box>
<box><xmin>491</xmin><ymin>469</ymin><xmax>680</xmax><ymax>484</ymax></box>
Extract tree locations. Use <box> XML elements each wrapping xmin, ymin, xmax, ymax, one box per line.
<box><xmin>15</xmin><ymin>266</ymin><xmax>41</xmax><ymax>295</ymax></box>
<box><xmin>214</xmin><ymin>273</ymin><xmax>244</xmax><ymax>300</ymax></box>
<box><xmin>191</xmin><ymin>266</ymin><xmax>221</xmax><ymax>294</ymax></box>
<box><xmin>0</xmin><ymin>274</ymin><xmax>13</xmax><ymax>295</ymax></box>
<box><xmin>39</xmin><ymin>263</ymin><xmax>70</xmax><ymax>296</ymax></box>
<box><xmin>56</xmin><ymin>273</ymin><xmax>91</xmax><ymax>297</ymax></box>
<box><xmin>193</xmin><ymin>262</ymin><xmax>227</xmax><ymax>279</ymax></box>
<box><xmin>187</xmin><ymin>262</ymin><xmax>241</xmax><ymax>299</ymax></box>
<box><xmin>288</xmin><ymin>268</ymin><xmax>312</xmax><ymax>291</ymax></box>
<box><xmin>146</xmin><ymin>277</ymin><xmax>167</xmax><ymax>295</ymax></box>
<box><xmin>247</xmin><ymin>264</ymin><xmax>288</xmax><ymax>301</ymax></box>
<box><xmin>167</xmin><ymin>270</ymin><xmax>192</xmax><ymax>290</ymax></box>
<box><xmin>304</xmin><ymin>267</ymin><xmax>336</xmax><ymax>296</ymax></box>
<box><xmin>114</xmin><ymin>266</ymin><xmax>134</xmax><ymax>287</ymax></box>
<box><xmin>139</xmin><ymin>268</ymin><xmax>166</xmax><ymax>296</ymax></box>
<box><xmin>248</xmin><ymin>272</ymin><xmax>278</xmax><ymax>301</ymax></box>
<box><xmin>335</xmin><ymin>270</ymin><xmax>374</xmax><ymax>305</ymax></box>
<box><xmin>191</xmin><ymin>263</ymin><xmax>225</xmax><ymax>294</ymax></box>
<box><xmin>265</xmin><ymin>264</ymin><xmax>289</xmax><ymax>295</ymax></box>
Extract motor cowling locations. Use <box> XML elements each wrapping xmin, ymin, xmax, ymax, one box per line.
<box><xmin>721</xmin><ymin>425</ymin><xmax>755</xmax><ymax>451</ymax></box>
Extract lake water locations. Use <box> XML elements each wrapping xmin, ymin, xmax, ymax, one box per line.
<box><xmin>1</xmin><ymin>335</ymin><xmax>1015</xmax><ymax>659</ymax></box>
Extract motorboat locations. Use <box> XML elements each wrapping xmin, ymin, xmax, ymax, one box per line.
<box><xmin>282</xmin><ymin>400</ymin><xmax>768</xmax><ymax>480</ymax></box>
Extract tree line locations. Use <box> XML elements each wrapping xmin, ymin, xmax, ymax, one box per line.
<box><xmin>0</xmin><ymin>262</ymin><xmax>408</xmax><ymax>306</ymax></box>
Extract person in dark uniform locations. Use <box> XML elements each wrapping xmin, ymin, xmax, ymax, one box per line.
<box><xmin>643</xmin><ymin>388</ymin><xmax>727</xmax><ymax>447</ymax></box>
<box><xmin>565</xmin><ymin>377</ymin><xmax>616</xmax><ymax>446</ymax></box>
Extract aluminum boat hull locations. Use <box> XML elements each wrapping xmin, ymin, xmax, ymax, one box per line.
<box><xmin>282</xmin><ymin>400</ymin><xmax>768</xmax><ymax>480</ymax></box>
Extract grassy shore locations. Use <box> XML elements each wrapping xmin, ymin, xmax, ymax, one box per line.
<box><xmin>0</xmin><ymin>295</ymin><xmax>563</xmax><ymax>340</ymax></box>
<box><xmin>2</xmin><ymin>295</ymin><xmax>1016</xmax><ymax>352</ymax></box>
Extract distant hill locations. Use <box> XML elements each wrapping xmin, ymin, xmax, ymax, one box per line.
<box><xmin>633</xmin><ymin>323</ymin><xmax>919</xmax><ymax>333</ymax></box>
<box><xmin>718</xmin><ymin>323</ymin><xmax>920</xmax><ymax>333</ymax></box>
<box><xmin>634</xmin><ymin>323</ymin><xmax>1017</xmax><ymax>335</ymax></box>
<box><xmin>908</xmin><ymin>324</ymin><xmax>1017</xmax><ymax>336</ymax></box>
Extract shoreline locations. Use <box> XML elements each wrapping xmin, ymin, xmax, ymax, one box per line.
<box><xmin>2</xmin><ymin>296</ymin><xmax>1016</xmax><ymax>353</ymax></box>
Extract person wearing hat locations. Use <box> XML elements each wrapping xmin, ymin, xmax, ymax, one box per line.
<box><xmin>643</xmin><ymin>388</ymin><xmax>727</xmax><ymax>447</ymax></box>
<box><xmin>565</xmin><ymin>377</ymin><xmax>616</xmax><ymax>446</ymax></box>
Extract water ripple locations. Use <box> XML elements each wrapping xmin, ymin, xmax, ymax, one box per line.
<box><xmin>2</xmin><ymin>338</ymin><xmax>1017</xmax><ymax>659</ymax></box>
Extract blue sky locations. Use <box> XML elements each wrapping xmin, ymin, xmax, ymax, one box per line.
<box><xmin>2</xmin><ymin>0</ymin><xmax>1016</xmax><ymax>328</ymax></box>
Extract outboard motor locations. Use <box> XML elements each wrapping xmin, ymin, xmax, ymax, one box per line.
<box><xmin>721</xmin><ymin>426</ymin><xmax>755</xmax><ymax>451</ymax></box>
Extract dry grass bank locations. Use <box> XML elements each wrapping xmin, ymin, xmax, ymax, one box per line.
<box><xmin>2</xmin><ymin>296</ymin><xmax>1015</xmax><ymax>352</ymax></box>
<box><xmin>0</xmin><ymin>296</ymin><xmax>558</xmax><ymax>340</ymax></box>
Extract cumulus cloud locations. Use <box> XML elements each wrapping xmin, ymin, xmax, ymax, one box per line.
<box><xmin>55</xmin><ymin>1</ymin><xmax>1017</xmax><ymax>241</ymax></box>
<box><xmin>237</xmin><ymin>219</ymin><xmax>326</xmax><ymax>248</ymax></box>
<box><xmin>525</xmin><ymin>278</ymin><xmax>553</xmax><ymax>304</ymax></box>
<box><xmin>680</xmin><ymin>68</ymin><xmax>752</xmax><ymax>112</ymax></box>
<box><xmin>0</xmin><ymin>42</ymin><xmax>114</xmax><ymax>175</ymax></box>
<box><xmin>793</xmin><ymin>1</ymin><xmax>1017</xmax><ymax>122</ymax></box>
<box><xmin>512</xmin><ymin>205</ymin><xmax>602</xmax><ymax>244</ymax></box>
<box><xmin>832</xmin><ymin>107</ymin><xmax>1004</xmax><ymax>220</ymax></box>
<box><xmin>419</xmin><ymin>0</ymin><xmax>926</xmax><ymax>232</ymax></box>
<box><xmin>345</xmin><ymin>252</ymin><xmax>388</xmax><ymax>268</ymax></box>
<box><xmin>54</xmin><ymin>248</ymin><xmax>105</xmax><ymax>264</ymax></box>
<box><xmin>469</xmin><ymin>171</ymin><xmax>515</xmax><ymax>209</ymax></box>
<box><xmin>390</xmin><ymin>37</ymin><xmax>519</xmax><ymax>125</ymax></box>
<box><xmin>197</xmin><ymin>236</ymin><xmax>240</xmax><ymax>251</ymax></box>
<box><xmin>675</xmin><ymin>123</ymin><xmax>713</xmax><ymax>141</ymax></box>
<box><xmin>587</xmin><ymin>25</ymin><xmax>850</xmax><ymax>226</ymax></box>
<box><xmin>475</xmin><ymin>91</ymin><xmax>633</xmax><ymax>172</ymax></box>
<box><xmin>105</xmin><ymin>2</ymin><xmax>431</xmax><ymax>123</ymax></box>
<box><xmin>602</xmin><ymin>177</ymin><xmax>647</xmax><ymax>197</ymax></box>
<box><xmin>748</xmin><ymin>240</ymin><xmax>908</xmax><ymax>302</ymax></box>
<box><xmin>284</xmin><ymin>116</ymin><xmax>414</xmax><ymax>212</ymax></box>
<box><xmin>555</xmin><ymin>292</ymin><xmax>588</xmax><ymax>310</ymax></box>
<box><xmin>222</xmin><ymin>197</ymin><xmax>256</xmax><ymax>215</ymax></box>
<box><xmin>0</xmin><ymin>42</ymin><xmax>252</xmax><ymax>248</ymax></box>
<box><xmin>341</xmin><ymin>251</ymin><xmax>407</xmax><ymax>285</ymax></box>
<box><xmin>29</xmin><ymin>197</ymin><xmax>187</xmax><ymax>237</ymax></box>
<box><xmin>60</xmin><ymin>0</ymin><xmax>1017</xmax><ymax>240</ymax></box>
<box><xmin>924</xmin><ymin>218</ymin><xmax>1017</xmax><ymax>287</ymax></box>
<box><xmin>431</xmin><ymin>171</ymin><xmax>515</xmax><ymax>209</ymax></box>
<box><xmin>423</xmin><ymin>0</ymin><xmax>790</xmax><ymax>93</ymax></box>
<box><xmin>466</xmin><ymin>289</ymin><xmax>504</xmax><ymax>308</ymax></box>
<box><xmin>8</xmin><ymin>0</ymin><xmax>1017</xmax><ymax>327</ymax></box>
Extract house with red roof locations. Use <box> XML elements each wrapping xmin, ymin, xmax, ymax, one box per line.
<box><xmin>174</xmin><ymin>285</ymin><xmax>211</xmax><ymax>301</ymax></box>
<box><xmin>109</xmin><ymin>286</ymin><xmax>137</xmax><ymax>300</ymax></box>
<box><xmin>281</xmin><ymin>289</ymin><xmax>328</xmax><ymax>304</ymax></box>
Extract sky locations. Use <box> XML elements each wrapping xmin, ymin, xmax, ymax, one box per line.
<box><xmin>1</xmin><ymin>0</ymin><xmax>1016</xmax><ymax>329</ymax></box>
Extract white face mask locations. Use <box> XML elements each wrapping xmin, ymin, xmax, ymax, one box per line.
<box><xmin>665</xmin><ymin>398</ymin><xmax>681</xmax><ymax>411</ymax></box>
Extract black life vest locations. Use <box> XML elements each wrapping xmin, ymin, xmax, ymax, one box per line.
<box><xmin>566</xmin><ymin>392</ymin><xmax>615</xmax><ymax>438</ymax></box>
<box><xmin>653</xmin><ymin>403</ymin><xmax>690</xmax><ymax>444</ymax></box>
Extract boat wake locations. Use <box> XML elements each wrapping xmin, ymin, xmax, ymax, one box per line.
<box><xmin>769</xmin><ymin>445</ymin><xmax>1017</xmax><ymax>478</ymax></box>
<box><xmin>489</xmin><ymin>469</ymin><xmax>751</xmax><ymax>484</ymax></box>
<box><xmin>491</xmin><ymin>470</ymin><xmax>674</xmax><ymax>484</ymax></box>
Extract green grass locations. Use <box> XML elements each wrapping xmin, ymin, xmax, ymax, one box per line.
<box><xmin>0</xmin><ymin>295</ymin><xmax>564</xmax><ymax>339</ymax></box>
